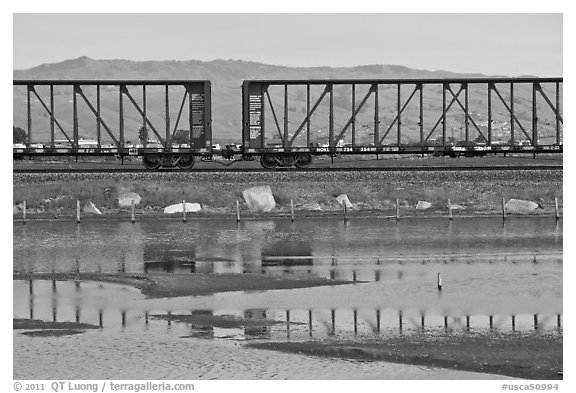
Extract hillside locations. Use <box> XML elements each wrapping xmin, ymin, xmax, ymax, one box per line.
<box><xmin>13</xmin><ymin>57</ymin><xmax>561</xmax><ymax>144</ymax></box>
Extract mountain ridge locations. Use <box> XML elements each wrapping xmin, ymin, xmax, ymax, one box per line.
<box><xmin>13</xmin><ymin>57</ymin><xmax>559</xmax><ymax>143</ymax></box>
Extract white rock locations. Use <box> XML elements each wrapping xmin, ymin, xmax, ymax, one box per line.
<box><xmin>13</xmin><ymin>204</ymin><xmax>22</xmax><ymax>215</ymax></box>
<box><xmin>242</xmin><ymin>186</ymin><xmax>276</xmax><ymax>213</ymax></box>
<box><xmin>505</xmin><ymin>199</ymin><xmax>539</xmax><ymax>214</ymax></box>
<box><xmin>164</xmin><ymin>202</ymin><xmax>202</xmax><ymax>214</ymax></box>
<box><xmin>335</xmin><ymin>194</ymin><xmax>353</xmax><ymax>209</ymax></box>
<box><xmin>416</xmin><ymin>200</ymin><xmax>432</xmax><ymax>210</ymax></box>
<box><xmin>83</xmin><ymin>201</ymin><xmax>102</xmax><ymax>215</ymax></box>
<box><xmin>118</xmin><ymin>192</ymin><xmax>141</xmax><ymax>208</ymax></box>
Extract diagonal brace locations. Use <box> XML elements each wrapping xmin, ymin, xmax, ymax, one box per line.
<box><xmin>288</xmin><ymin>86</ymin><xmax>330</xmax><ymax>146</ymax></box>
<box><xmin>265</xmin><ymin>89</ymin><xmax>284</xmax><ymax>143</ymax></box>
<box><xmin>334</xmin><ymin>85</ymin><xmax>375</xmax><ymax>145</ymax></box>
<box><xmin>75</xmin><ymin>86</ymin><xmax>120</xmax><ymax>147</ymax></box>
<box><xmin>424</xmin><ymin>85</ymin><xmax>464</xmax><ymax>142</ymax></box>
<box><xmin>490</xmin><ymin>84</ymin><xmax>532</xmax><ymax>143</ymax></box>
<box><xmin>446</xmin><ymin>85</ymin><xmax>487</xmax><ymax>142</ymax></box>
<box><xmin>379</xmin><ymin>85</ymin><xmax>419</xmax><ymax>145</ymax></box>
<box><xmin>30</xmin><ymin>87</ymin><xmax>73</xmax><ymax>144</ymax></box>
<box><xmin>121</xmin><ymin>85</ymin><xmax>166</xmax><ymax>146</ymax></box>
<box><xmin>535</xmin><ymin>83</ymin><xmax>563</xmax><ymax>124</ymax></box>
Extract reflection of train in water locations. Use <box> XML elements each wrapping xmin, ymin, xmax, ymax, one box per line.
<box><xmin>13</xmin><ymin>77</ymin><xmax>563</xmax><ymax>169</ymax></box>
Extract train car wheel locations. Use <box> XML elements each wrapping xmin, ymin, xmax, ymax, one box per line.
<box><xmin>143</xmin><ymin>154</ymin><xmax>161</xmax><ymax>169</ymax></box>
<box><xmin>260</xmin><ymin>153</ymin><xmax>279</xmax><ymax>169</ymax></box>
<box><xmin>177</xmin><ymin>154</ymin><xmax>195</xmax><ymax>169</ymax></box>
<box><xmin>294</xmin><ymin>153</ymin><xmax>312</xmax><ymax>168</ymax></box>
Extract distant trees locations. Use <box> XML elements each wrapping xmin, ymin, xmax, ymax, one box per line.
<box><xmin>172</xmin><ymin>130</ymin><xmax>190</xmax><ymax>145</ymax></box>
<box><xmin>138</xmin><ymin>126</ymin><xmax>190</xmax><ymax>146</ymax></box>
<box><xmin>138</xmin><ymin>126</ymin><xmax>148</xmax><ymax>145</ymax></box>
<box><xmin>13</xmin><ymin>126</ymin><xmax>27</xmax><ymax>144</ymax></box>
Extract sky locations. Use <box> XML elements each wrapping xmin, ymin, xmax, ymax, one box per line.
<box><xmin>13</xmin><ymin>13</ymin><xmax>563</xmax><ymax>77</ymax></box>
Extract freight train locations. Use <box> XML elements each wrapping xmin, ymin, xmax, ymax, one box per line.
<box><xmin>13</xmin><ymin>77</ymin><xmax>563</xmax><ymax>169</ymax></box>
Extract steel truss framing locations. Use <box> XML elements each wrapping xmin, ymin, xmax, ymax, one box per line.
<box><xmin>13</xmin><ymin>80</ymin><xmax>212</xmax><ymax>156</ymax></box>
<box><xmin>242</xmin><ymin>78</ymin><xmax>563</xmax><ymax>156</ymax></box>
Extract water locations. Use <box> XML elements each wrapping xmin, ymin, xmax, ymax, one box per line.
<box><xmin>13</xmin><ymin>216</ymin><xmax>562</xmax><ymax>379</ymax></box>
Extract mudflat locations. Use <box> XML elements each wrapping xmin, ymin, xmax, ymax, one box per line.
<box><xmin>249</xmin><ymin>333</ymin><xmax>563</xmax><ymax>380</ymax></box>
<box><xmin>13</xmin><ymin>271</ymin><xmax>354</xmax><ymax>298</ymax></box>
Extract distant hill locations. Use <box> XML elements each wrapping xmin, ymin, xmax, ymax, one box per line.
<box><xmin>13</xmin><ymin>57</ymin><xmax>561</xmax><ymax>144</ymax></box>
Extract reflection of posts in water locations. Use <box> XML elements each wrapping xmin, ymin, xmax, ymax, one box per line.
<box><xmin>52</xmin><ymin>281</ymin><xmax>57</xmax><ymax>322</ymax></box>
<box><xmin>118</xmin><ymin>254</ymin><xmax>126</xmax><ymax>273</ymax></box>
<box><xmin>374</xmin><ymin>270</ymin><xmax>380</xmax><ymax>282</ymax></box>
<box><xmin>341</xmin><ymin>202</ymin><xmax>348</xmax><ymax>223</ymax></box>
<box><xmin>75</xmin><ymin>305</ymin><xmax>80</xmax><ymax>323</ymax></box>
<box><xmin>555</xmin><ymin>197</ymin><xmax>559</xmax><ymax>221</ymax></box>
<box><xmin>331</xmin><ymin>309</ymin><xmax>336</xmax><ymax>336</ymax></box>
<box><xmin>28</xmin><ymin>279</ymin><xmax>34</xmax><ymax>319</ymax></box>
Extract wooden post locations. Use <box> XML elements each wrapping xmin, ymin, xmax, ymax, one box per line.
<box><xmin>555</xmin><ymin>197</ymin><xmax>559</xmax><ymax>220</ymax></box>
<box><xmin>76</xmin><ymin>200</ymin><xmax>81</xmax><ymax>223</ymax></box>
<box><xmin>290</xmin><ymin>199</ymin><xmax>295</xmax><ymax>222</ymax></box>
<box><xmin>342</xmin><ymin>202</ymin><xmax>348</xmax><ymax>222</ymax></box>
<box><xmin>22</xmin><ymin>200</ymin><xmax>27</xmax><ymax>224</ymax></box>
<box><xmin>437</xmin><ymin>273</ymin><xmax>442</xmax><ymax>291</ymax></box>
<box><xmin>501</xmin><ymin>198</ymin><xmax>507</xmax><ymax>221</ymax></box>
<box><xmin>448</xmin><ymin>199</ymin><xmax>453</xmax><ymax>221</ymax></box>
<box><xmin>236</xmin><ymin>200</ymin><xmax>240</xmax><ymax>223</ymax></box>
<box><xmin>395</xmin><ymin>199</ymin><xmax>400</xmax><ymax>221</ymax></box>
<box><xmin>182</xmin><ymin>200</ymin><xmax>187</xmax><ymax>223</ymax></box>
<box><xmin>131</xmin><ymin>199</ymin><xmax>135</xmax><ymax>223</ymax></box>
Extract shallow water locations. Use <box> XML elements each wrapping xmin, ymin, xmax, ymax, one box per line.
<box><xmin>13</xmin><ymin>216</ymin><xmax>562</xmax><ymax>379</ymax></box>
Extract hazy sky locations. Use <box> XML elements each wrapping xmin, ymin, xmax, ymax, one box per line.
<box><xmin>13</xmin><ymin>13</ymin><xmax>563</xmax><ymax>77</ymax></box>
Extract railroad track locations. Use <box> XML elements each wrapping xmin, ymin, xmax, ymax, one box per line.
<box><xmin>13</xmin><ymin>165</ymin><xmax>563</xmax><ymax>174</ymax></box>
